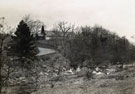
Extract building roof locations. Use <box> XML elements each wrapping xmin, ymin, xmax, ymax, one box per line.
<box><xmin>46</xmin><ymin>31</ymin><xmax>54</xmax><ymax>36</ymax></box>
<box><xmin>37</xmin><ymin>33</ymin><xmax>44</xmax><ymax>37</ymax></box>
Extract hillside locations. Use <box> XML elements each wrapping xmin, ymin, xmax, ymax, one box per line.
<box><xmin>32</xmin><ymin>64</ymin><xmax>135</xmax><ymax>94</ymax></box>
<box><xmin>1</xmin><ymin>52</ymin><xmax>135</xmax><ymax>94</ymax></box>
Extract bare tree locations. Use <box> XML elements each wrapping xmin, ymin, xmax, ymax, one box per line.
<box><xmin>53</xmin><ymin>21</ymin><xmax>75</xmax><ymax>56</ymax></box>
<box><xmin>0</xmin><ymin>17</ymin><xmax>11</xmax><ymax>93</ymax></box>
<box><xmin>0</xmin><ymin>17</ymin><xmax>10</xmax><ymax>52</ymax></box>
<box><xmin>23</xmin><ymin>15</ymin><xmax>45</xmax><ymax>34</ymax></box>
<box><xmin>54</xmin><ymin>21</ymin><xmax>74</xmax><ymax>38</ymax></box>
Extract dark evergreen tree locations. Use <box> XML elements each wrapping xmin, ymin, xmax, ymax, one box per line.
<box><xmin>41</xmin><ymin>25</ymin><xmax>45</xmax><ymax>34</ymax></box>
<box><xmin>41</xmin><ymin>25</ymin><xmax>46</xmax><ymax>39</ymax></box>
<box><xmin>8</xmin><ymin>20</ymin><xmax>38</xmax><ymax>67</ymax></box>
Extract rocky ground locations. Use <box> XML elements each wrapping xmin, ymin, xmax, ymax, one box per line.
<box><xmin>31</xmin><ymin>64</ymin><xmax>135</xmax><ymax>94</ymax></box>
<box><xmin>2</xmin><ymin>58</ymin><xmax>135</xmax><ymax>94</ymax></box>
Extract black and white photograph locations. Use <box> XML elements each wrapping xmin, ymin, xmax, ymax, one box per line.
<box><xmin>0</xmin><ymin>0</ymin><xmax>135</xmax><ymax>94</ymax></box>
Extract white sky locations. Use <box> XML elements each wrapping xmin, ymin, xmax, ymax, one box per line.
<box><xmin>0</xmin><ymin>0</ymin><xmax>135</xmax><ymax>42</ymax></box>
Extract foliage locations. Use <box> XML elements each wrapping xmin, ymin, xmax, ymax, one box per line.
<box><xmin>0</xmin><ymin>17</ymin><xmax>11</xmax><ymax>92</ymax></box>
<box><xmin>23</xmin><ymin>15</ymin><xmax>45</xmax><ymax>34</ymax></box>
<box><xmin>57</xmin><ymin>26</ymin><xmax>135</xmax><ymax>68</ymax></box>
<box><xmin>8</xmin><ymin>20</ymin><xmax>38</xmax><ymax>67</ymax></box>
